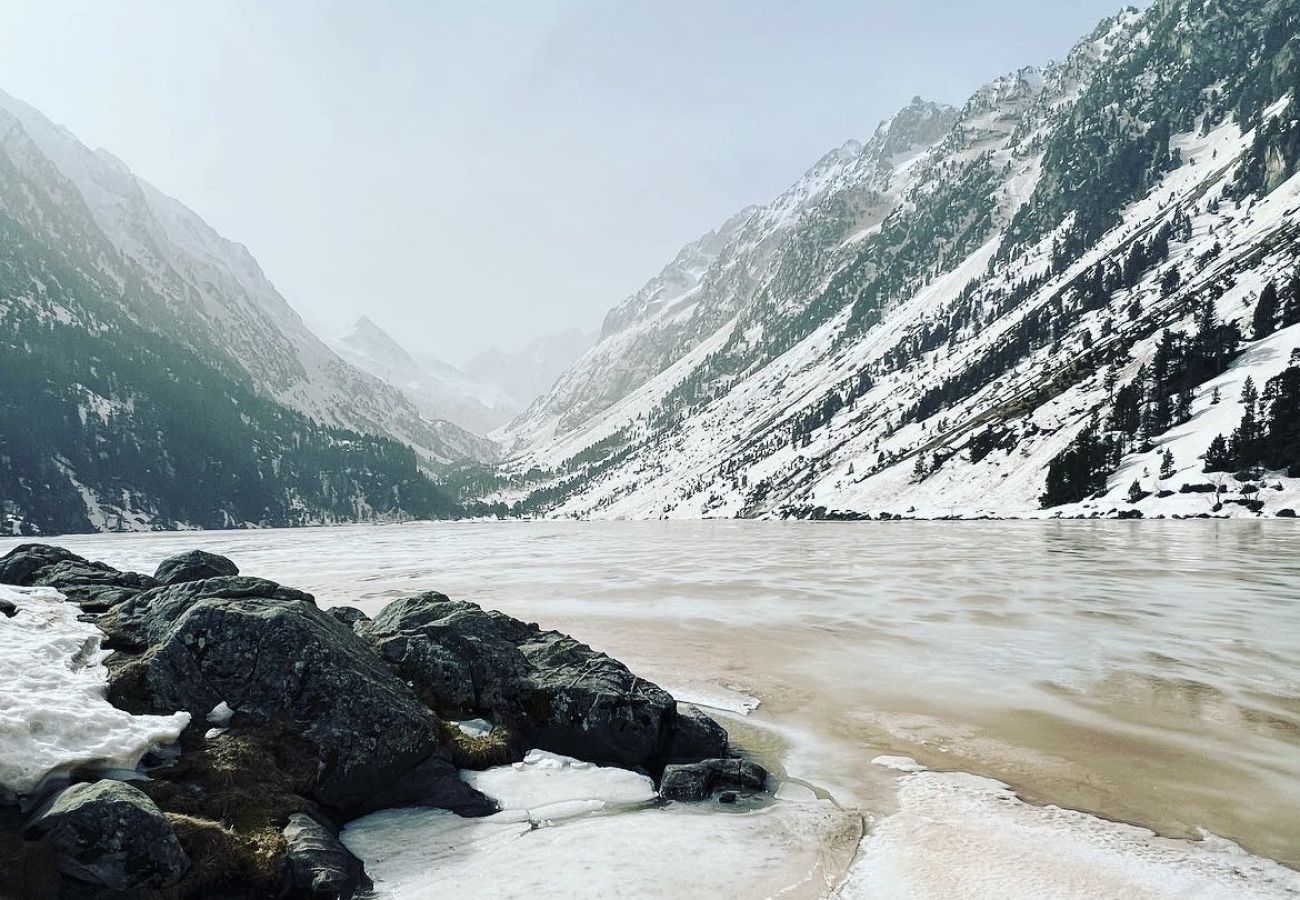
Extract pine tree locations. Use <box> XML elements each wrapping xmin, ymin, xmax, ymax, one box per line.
<box><xmin>1252</xmin><ymin>281</ymin><xmax>1279</xmax><ymax>339</ymax></box>
<box><xmin>1204</xmin><ymin>433</ymin><xmax>1232</xmax><ymax>471</ymax></box>
<box><xmin>1284</xmin><ymin>275</ymin><xmax>1300</xmax><ymax>329</ymax></box>
<box><xmin>1160</xmin><ymin>448</ymin><xmax>1176</xmax><ymax>479</ymax></box>
<box><xmin>911</xmin><ymin>453</ymin><xmax>928</xmax><ymax>483</ymax></box>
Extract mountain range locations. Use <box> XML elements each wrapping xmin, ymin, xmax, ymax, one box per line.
<box><xmin>0</xmin><ymin>89</ymin><xmax>492</xmax><ymax>534</ymax></box>
<box><xmin>487</xmin><ymin>0</ymin><xmax>1300</xmax><ymax>520</ymax></box>
<box><xmin>4</xmin><ymin>0</ymin><xmax>1300</xmax><ymax>532</ymax></box>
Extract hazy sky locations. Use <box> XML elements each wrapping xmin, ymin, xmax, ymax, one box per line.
<box><xmin>0</xmin><ymin>1</ymin><xmax>1133</xmax><ymax>362</ymax></box>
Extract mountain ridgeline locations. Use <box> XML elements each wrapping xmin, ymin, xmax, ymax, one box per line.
<box><xmin>490</xmin><ymin>0</ymin><xmax>1300</xmax><ymax>520</ymax></box>
<box><xmin>0</xmin><ymin>92</ymin><xmax>481</xmax><ymax>535</ymax></box>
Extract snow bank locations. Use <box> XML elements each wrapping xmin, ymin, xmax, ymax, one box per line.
<box><xmin>838</xmin><ymin>770</ymin><xmax>1300</xmax><ymax>899</ymax></box>
<box><xmin>0</xmin><ymin>586</ymin><xmax>190</xmax><ymax>801</ymax></box>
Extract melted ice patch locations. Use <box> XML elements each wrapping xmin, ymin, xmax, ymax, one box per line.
<box><xmin>0</xmin><ymin>586</ymin><xmax>190</xmax><ymax>800</ymax></box>
<box><xmin>462</xmin><ymin>749</ymin><xmax>655</xmax><ymax>822</ymax></box>
<box><xmin>837</xmin><ymin>771</ymin><xmax>1300</xmax><ymax>899</ymax></box>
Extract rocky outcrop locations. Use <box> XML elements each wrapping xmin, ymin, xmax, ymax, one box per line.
<box><xmin>22</xmin><ymin>780</ymin><xmax>188</xmax><ymax>891</ymax></box>
<box><xmin>1</xmin><ymin>543</ymin><xmax>748</xmax><ymax>899</ymax></box>
<box><xmin>366</xmin><ymin>593</ymin><xmax>726</xmax><ymax>771</ymax></box>
<box><xmin>282</xmin><ymin>813</ymin><xmax>369</xmax><ymax>900</ymax></box>
<box><xmin>659</xmin><ymin>759</ymin><xmax>768</xmax><ymax>802</ymax></box>
<box><xmin>153</xmin><ymin>550</ymin><xmax>239</xmax><ymax>585</ymax></box>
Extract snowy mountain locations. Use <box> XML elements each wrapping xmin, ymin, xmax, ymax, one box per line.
<box><xmin>0</xmin><ymin>88</ymin><xmax>488</xmax><ymax>470</ymax></box>
<box><xmin>329</xmin><ymin>316</ymin><xmax>519</xmax><ymax>434</ymax></box>
<box><xmin>492</xmin><ymin>0</ymin><xmax>1300</xmax><ymax>520</ymax></box>
<box><xmin>0</xmin><ymin>91</ymin><xmax>486</xmax><ymax>534</ymax></box>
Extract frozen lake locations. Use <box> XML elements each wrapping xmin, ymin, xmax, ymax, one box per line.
<box><xmin>9</xmin><ymin>520</ymin><xmax>1300</xmax><ymax>897</ymax></box>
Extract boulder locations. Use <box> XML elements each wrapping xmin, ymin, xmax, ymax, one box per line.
<box><xmin>283</xmin><ymin>812</ymin><xmax>369</xmax><ymax>900</ymax></box>
<box><xmin>0</xmin><ymin>545</ymin><xmax>156</xmax><ymax>611</ymax></box>
<box><xmin>23</xmin><ymin>779</ymin><xmax>188</xmax><ymax>890</ymax></box>
<box><xmin>154</xmin><ymin>549</ymin><xmax>239</xmax><ymax>585</ymax></box>
<box><xmin>110</xmin><ymin>592</ymin><xmax>439</xmax><ymax>815</ymax></box>
<box><xmin>0</xmin><ymin>597</ymin><xmax>15</xmax><ymax>618</ymax></box>
<box><xmin>99</xmin><ymin>575</ymin><xmax>315</xmax><ymax>651</ymax></box>
<box><xmin>659</xmin><ymin>758</ymin><xmax>768</xmax><ymax>802</ymax></box>
<box><xmin>0</xmin><ymin>543</ymin><xmax>82</xmax><ymax>585</ymax></box>
<box><xmin>368</xmin><ymin>594</ymin><xmax>713</xmax><ymax>771</ymax></box>
<box><xmin>1277</xmin><ymin>508</ymin><xmax>1297</xmax><ymax>518</ymax></box>
<box><xmin>666</xmin><ymin>705</ymin><xmax>729</xmax><ymax>762</ymax></box>
<box><xmin>326</xmin><ymin>606</ymin><xmax>372</xmax><ymax>633</ymax></box>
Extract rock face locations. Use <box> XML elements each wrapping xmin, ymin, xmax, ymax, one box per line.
<box><xmin>351</xmin><ymin>757</ymin><xmax>496</xmax><ymax>818</ymax></box>
<box><xmin>153</xmin><ymin>549</ymin><xmax>239</xmax><ymax>585</ymax></box>
<box><xmin>22</xmin><ymin>780</ymin><xmax>188</xmax><ymax>890</ymax></box>
<box><xmin>109</xmin><ymin>587</ymin><xmax>440</xmax><ymax>814</ymax></box>
<box><xmin>659</xmin><ymin>759</ymin><xmax>768</xmax><ymax>802</ymax></box>
<box><xmin>366</xmin><ymin>593</ymin><xmax>723</xmax><ymax>771</ymax></box>
<box><xmin>283</xmin><ymin>812</ymin><xmax>369</xmax><ymax>900</ymax></box>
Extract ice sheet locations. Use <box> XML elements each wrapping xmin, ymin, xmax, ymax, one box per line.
<box><xmin>838</xmin><ymin>770</ymin><xmax>1300</xmax><ymax>899</ymax></box>
<box><xmin>342</xmin><ymin>800</ymin><xmax>862</xmax><ymax>900</ymax></box>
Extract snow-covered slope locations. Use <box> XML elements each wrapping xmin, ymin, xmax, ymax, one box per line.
<box><xmin>0</xmin><ymin>88</ymin><xmax>487</xmax><ymax>467</ymax></box>
<box><xmin>494</xmin><ymin>0</ymin><xmax>1300</xmax><ymax>520</ymax></box>
<box><xmin>329</xmin><ymin>316</ymin><xmax>517</xmax><ymax>434</ymax></box>
<box><xmin>501</xmin><ymin>99</ymin><xmax>959</xmax><ymax>452</ymax></box>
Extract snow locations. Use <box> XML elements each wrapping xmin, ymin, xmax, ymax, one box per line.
<box><xmin>838</xmin><ymin>771</ymin><xmax>1300</xmax><ymax>900</ymax></box>
<box><xmin>462</xmin><ymin>750</ymin><xmax>656</xmax><ymax>821</ymax></box>
<box><xmin>0</xmin><ymin>586</ymin><xmax>190</xmax><ymax>802</ymax></box>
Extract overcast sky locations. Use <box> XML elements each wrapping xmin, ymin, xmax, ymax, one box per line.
<box><xmin>0</xmin><ymin>1</ymin><xmax>1133</xmax><ymax>363</ymax></box>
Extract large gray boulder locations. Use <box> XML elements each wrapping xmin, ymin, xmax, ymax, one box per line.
<box><xmin>0</xmin><ymin>544</ymin><xmax>156</xmax><ymax>611</ymax></box>
<box><xmin>367</xmin><ymin>593</ymin><xmax>723</xmax><ymax>771</ymax></box>
<box><xmin>153</xmin><ymin>549</ymin><xmax>239</xmax><ymax>585</ymax></box>
<box><xmin>283</xmin><ymin>813</ymin><xmax>369</xmax><ymax>900</ymax></box>
<box><xmin>23</xmin><ymin>779</ymin><xmax>188</xmax><ymax>890</ymax></box>
<box><xmin>109</xmin><ymin>590</ymin><xmax>439</xmax><ymax>814</ymax></box>
<box><xmin>0</xmin><ymin>543</ymin><xmax>82</xmax><ymax>584</ymax></box>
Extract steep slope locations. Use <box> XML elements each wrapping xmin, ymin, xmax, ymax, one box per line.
<box><xmin>495</xmin><ymin>0</ymin><xmax>1300</xmax><ymax>520</ymax></box>
<box><xmin>0</xmin><ymin>116</ymin><xmax>460</xmax><ymax>534</ymax></box>
<box><xmin>329</xmin><ymin>316</ymin><xmax>518</xmax><ymax>434</ymax></box>
<box><xmin>0</xmin><ymin>89</ymin><xmax>488</xmax><ymax>468</ymax></box>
